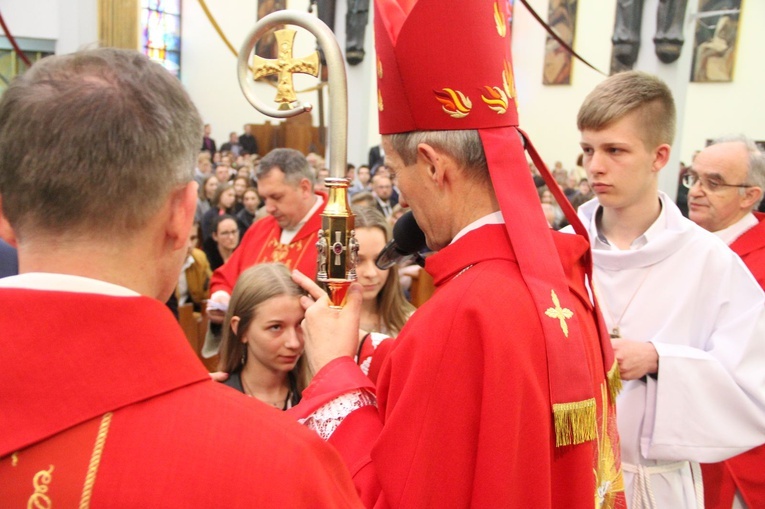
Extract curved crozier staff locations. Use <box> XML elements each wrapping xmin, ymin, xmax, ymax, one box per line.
<box><xmin>238</xmin><ymin>11</ymin><xmax>356</xmax><ymax>308</ymax></box>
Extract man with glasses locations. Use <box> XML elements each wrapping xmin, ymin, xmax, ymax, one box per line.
<box><xmin>574</xmin><ymin>71</ymin><xmax>765</xmax><ymax>508</ymax></box>
<box><xmin>685</xmin><ymin>136</ymin><xmax>765</xmax><ymax>509</ymax></box>
<box><xmin>686</xmin><ymin>136</ymin><xmax>765</xmax><ymax>288</ymax></box>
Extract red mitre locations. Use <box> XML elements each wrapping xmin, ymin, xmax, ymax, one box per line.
<box><xmin>374</xmin><ymin>0</ymin><xmax>619</xmax><ymax>447</ymax></box>
<box><xmin>375</xmin><ymin>0</ymin><xmax>517</xmax><ymax>133</ymax></box>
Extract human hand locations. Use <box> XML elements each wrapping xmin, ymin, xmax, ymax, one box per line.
<box><xmin>206</xmin><ymin>293</ymin><xmax>230</xmax><ymax>324</ymax></box>
<box><xmin>611</xmin><ymin>338</ymin><xmax>659</xmax><ymax>381</ymax></box>
<box><xmin>291</xmin><ymin>270</ymin><xmax>363</xmax><ymax>374</ymax></box>
<box><xmin>209</xmin><ymin>371</ymin><xmax>229</xmax><ymax>383</ymax></box>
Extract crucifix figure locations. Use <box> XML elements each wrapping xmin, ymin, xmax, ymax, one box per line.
<box><xmin>251</xmin><ymin>28</ymin><xmax>320</xmax><ymax>107</ymax></box>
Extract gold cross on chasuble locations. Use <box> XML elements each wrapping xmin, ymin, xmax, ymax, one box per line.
<box><xmin>544</xmin><ymin>290</ymin><xmax>573</xmax><ymax>338</ymax></box>
<box><xmin>250</xmin><ymin>29</ymin><xmax>320</xmax><ymax>107</ymax></box>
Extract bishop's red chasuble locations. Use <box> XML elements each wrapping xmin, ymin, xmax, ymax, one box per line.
<box><xmin>702</xmin><ymin>212</ymin><xmax>765</xmax><ymax>509</ymax></box>
<box><xmin>210</xmin><ymin>192</ymin><xmax>326</xmax><ymax>295</ymax></box>
<box><xmin>0</xmin><ymin>289</ymin><xmax>361</xmax><ymax>508</ymax></box>
<box><xmin>291</xmin><ymin>225</ymin><xmax>624</xmax><ymax>508</ymax></box>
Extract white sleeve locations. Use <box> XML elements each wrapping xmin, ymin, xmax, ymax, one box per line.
<box><xmin>641</xmin><ymin>259</ymin><xmax>765</xmax><ymax>463</ymax></box>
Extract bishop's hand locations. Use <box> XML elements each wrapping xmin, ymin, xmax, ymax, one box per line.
<box><xmin>291</xmin><ymin>270</ymin><xmax>363</xmax><ymax>374</ymax></box>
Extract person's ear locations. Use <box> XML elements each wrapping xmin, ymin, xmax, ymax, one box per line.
<box><xmin>167</xmin><ymin>181</ymin><xmax>198</xmax><ymax>251</ymax></box>
<box><xmin>416</xmin><ymin>143</ymin><xmax>444</xmax><ymax>183</ymax></box>
<box><xmin>0</xmin><ymin>197</ymin><xmax>17</xmax><ymax>247</ymax></box>
<box><xmin>299</xmin><ymin>177</ymin><xmax>313</xmax><ymax>195</ymax></box>
<box><xmin>742</xmin><ymin>186</ymin><xmax>762</xmax><ymax>210</ymax></box>
<box><xmin>652</xmin><ymin>144</ymin><xmax>671</xmax><ymax>173</ymax></box>
<box><xmin>230</xmin><ymin>316</ymin><xmax>241</xmax><ymax>337</ymax></box>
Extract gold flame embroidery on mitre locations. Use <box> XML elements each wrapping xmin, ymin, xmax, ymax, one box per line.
<box><xmin>494</xmin><ymin>2</ymin><xmax>508</xmax><ymax>37</ymax></box>
<box><xmin>502</xmin><ymin>60</ymin><xmax>517</xmax><ymax>100</ymax></box>
<box><xmin>481</xmin><ymin>85</ymin><xmax>509</xmax><ymax>114</ymax></box>
<box><xmin>434</xmin><ymin>88</ymin><xmax>472</xmax><ymax>119</ymax></box>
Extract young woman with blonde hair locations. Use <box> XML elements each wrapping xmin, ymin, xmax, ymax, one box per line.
<box><xmin>352</xmin><ymin>207</ymin><xmax>415</xmax><ymax>378</ymax></box>
<box><xmin>218</xmin><ymin>263</ymin><xmax>306</xmax><ymax>409</ymax></box>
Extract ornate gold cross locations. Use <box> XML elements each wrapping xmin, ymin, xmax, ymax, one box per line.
<box><xmin>545</xmin><ymin>290</ymin><xmax>574</xmax><ymax>338</ymax></box>
<box><xmin>251</xmin><ymin>28</ymin><xmax>320</xmax><ymax>108</ymax></box>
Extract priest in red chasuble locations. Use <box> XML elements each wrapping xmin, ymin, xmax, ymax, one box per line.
<box><xmin>207</xmin><ymin>147</ymin><xmax>326</xmax><ymax>323</ymax></box>
<box><xmin>288</xmin><ymin>1</ymin><xmax>627</xmax><ymax>507</ymax></box>
<box><xmin>0</xmin><ymin>48</ymin><xmax>361</xmax><ymax>507</ymax></box>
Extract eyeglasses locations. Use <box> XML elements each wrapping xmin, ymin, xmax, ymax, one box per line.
<box><xmin>682</xmin><ymin>172</ymin><xmax>753</xmax><ymax>193</ymax></box>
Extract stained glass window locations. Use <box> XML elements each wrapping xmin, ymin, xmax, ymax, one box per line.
<box><xmin>141</xmin><ymin>0</ymin><xmax>181</xmax><ymax>78</ymax></box>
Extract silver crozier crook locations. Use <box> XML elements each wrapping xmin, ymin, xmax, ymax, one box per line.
<box><xmin>237</xmin><ymin>11</ymin><xmax>356</xmax><ymax>308</ymax></box>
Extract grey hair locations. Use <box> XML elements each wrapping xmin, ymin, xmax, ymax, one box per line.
<box><xmin>256</xmin><ymin>148</ymin><xmax>315</xmax><ymax>186</ymax></box>
<box><xmin>384</xmin><ymin>130</ymin><xmax>489</xmax><ymax>182</ymax></box>
<box><xmin>711</xmin><ymin>134</ymin><xmax>765</xmax><ymax>208</ymax></box>
<box><xmin>0</xmin><ymin>48</ymin><xmax>202</xmax><ymax>239</ymax></box>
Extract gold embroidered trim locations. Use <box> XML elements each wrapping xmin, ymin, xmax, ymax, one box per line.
<box><xmin>595</xmin><ymin>383</ymin><xmax>625</xmax><ymax>508</ymax></box>
<box><xmin>544</xmin><ymin>289</ymin><xmax>573</xmax><ymax>337</ymax></box>
<box><xmin>28</xmin><ymin>465</ymin><xmax>54</xmax><ymax>507</ymax></box>
<box><xmin>553</xmin><ymin>398</ymin><xmax>596</xmax><ymax>447</ymax></box>
<box><xmin>79</xmin><ymin>412</ymin><xmax>113</xmax><ymax>508</ymax></box>
<box><xmin>606</xmin><ymin>359</ymin><xmax>622</xmax><ymax>403</ymax></box>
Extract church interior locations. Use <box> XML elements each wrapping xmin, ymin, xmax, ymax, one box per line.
<box><xmin>1</xmin><ymin>0</ymin><xmax>763</xmax><ymax>197</ymax></box>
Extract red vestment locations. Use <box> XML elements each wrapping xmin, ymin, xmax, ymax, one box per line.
<box><xmin>291</xmin><ymin>225</ymin><xmax>624</xmax><ymax>508</ymax></box>
<box><xmin>702</xmin><ymin>212</ymin><xmax>765</xmax><ymax>509</ymax></box>
<box><xmin>730</xmin><ymin>212</ymin><xmax>765</xmax><ymax>289</ymax></box>
<box><xmin>210</xmin><ymin>193</ymin><xmax>326</xmax><ymax>294</ymax></box>
<box><xmin>0</xmin><ymin>288</ymin><xmax>361</xmax><ymax>508</ymax></box>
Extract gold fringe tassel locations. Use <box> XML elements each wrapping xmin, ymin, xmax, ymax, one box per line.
<box><xmin>553</xmin><ymin>398</ymin><xmax>596</xmax><ymax>447</ymax></box>
<box><xmin>606</xmin><ymin>360</ymin><xmax>623</xmax><ymax>404</ymax></box>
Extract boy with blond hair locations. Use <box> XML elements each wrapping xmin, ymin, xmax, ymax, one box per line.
<box><xmin>574</xmin><ymin>71</ymin><xmax>765</xmax><ymax>508</ymax></box>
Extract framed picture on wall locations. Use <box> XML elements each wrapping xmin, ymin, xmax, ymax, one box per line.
<box><xmin>255</xmin><ymin>0</ymin><xmax>287</xmax><ymax>82</ymax></box>
<box><xmin>691</xmin><ymin>0</ymin><xmax>743</xmax><ymax>83</ymax></box>
<box><xmin>543</xmin><ymin>0</ymin><xmax>578</xmax><ymax>85</ymax></box>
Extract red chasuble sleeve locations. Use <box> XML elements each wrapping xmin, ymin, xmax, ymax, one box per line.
<box><xmin>289</xmin><ymin>357</ymin><xmax>384</xmax><ymax>506</ymax></box>
<box><xmin>702</xmin><ymin>213</ymin><xmax>765</xmax><ymax>509</ymax></box>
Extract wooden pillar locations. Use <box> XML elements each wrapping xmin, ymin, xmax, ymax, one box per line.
<box><xmin>99</xmin><ymin>0</ymin><xmax>139</xmax><ymax>50</ymax></box>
